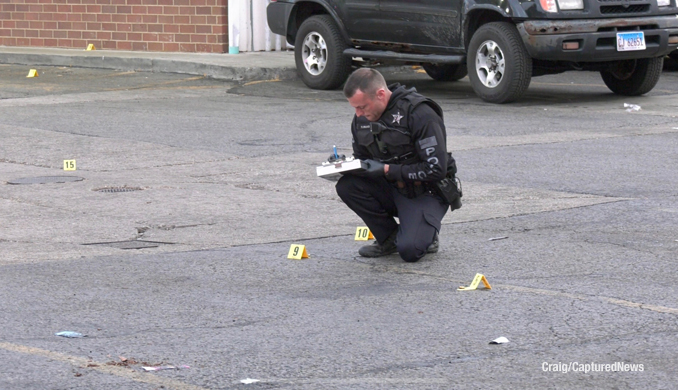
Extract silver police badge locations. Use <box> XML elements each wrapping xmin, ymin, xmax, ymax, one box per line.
<box><xmin>392</xmin><ymin>111</ymin><xmax>403</xmax><ymax>125</ymax></box>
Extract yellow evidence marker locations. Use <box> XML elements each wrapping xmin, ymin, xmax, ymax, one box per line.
<box><xmin>26</xmin><ymin>69</ymin><xmax>39</xmax><ymax>78</ymax></box>
<box><xmin>63</xmin><ymin>160</ymin><xmax>76</xmax><ymax>171</ymax></box>
<box><xmin>86</xmin><ymin>44</ymin><xmax>96</xmax><ymax>51</ymax></box>
<box><xmin>457</xmin><ymin>273</ymin><xmax>492</xmax><ymax>291</ymax></box>
<box><xmin>354</xmin><ymin>226</ymin><xmax>375</xmax><ymax>241</ymax></box>
<box><xmin>287</xmin><ymin>244</ymin><xmax>309</xmax><ymax>260</ymax></box>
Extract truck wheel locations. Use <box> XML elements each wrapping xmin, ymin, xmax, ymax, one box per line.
<box><xmin>422</xmin><ymin>63</ymin><xmax>468</xmax><ymax>81</ymax></box>
<box><xmin>600</xmin><ymin>57</ymin><xmax>664</xmax><ymax>96</ymax></box>
<box><xmin>294</xmin><ymin>15</ymin><xmax>351</xmax><ymax>90</ymax></box>
<box><xmin>467</xmin><ymin>22</ymin><xmax>532</xmax><ymax>103</ymax></box>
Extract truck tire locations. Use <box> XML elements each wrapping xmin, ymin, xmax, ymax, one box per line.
<box><xmin>294</xmin><ymin>15</ymin><xmax>352</xmax><ymax>90</ymax></box>
<box><xmin>422</xmin><ymin>63</ymin><xmax>468</xmax><ymax>81</ymax></box>
<box><xmin>467</xmin><ymin>22</ymin><xmax>532</xmax><ymax>104</ymax></box>
<box><xmin>600</xmin><ymin>57</ymin><xmax>664</xmax><ymax>96</ymax></box>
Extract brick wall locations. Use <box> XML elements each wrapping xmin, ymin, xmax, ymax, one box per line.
<box><xmin>0</xmin><ymin>0</ymin><xmax>228</xmax><ymax>53</ymax></box>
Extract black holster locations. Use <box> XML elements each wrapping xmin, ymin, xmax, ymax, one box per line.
<box><xmin>435</xmin><ymin>174</ymin><xmax>462</xmax><ymax>211</ymax></box>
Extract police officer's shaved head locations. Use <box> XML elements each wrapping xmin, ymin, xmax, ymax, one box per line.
<box><xmin>343</xmin><ymin>68</ymin><xmax>388</xmax><ymax>98</ymax></box>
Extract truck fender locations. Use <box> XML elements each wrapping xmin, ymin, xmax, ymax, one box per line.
<box><xmin>287</xmin><ymin>0</ymin><xmax>352</xmax><ymax>46</ymax></box>
<box><xmin>463</xmin><ymin>0</ymin><xmax>528</xmax><ymax>19</ymax></box>
<box><xmin>461</xmin><ymin>0</ymin><xmax>528</xmax><ymax>48</ymax></box>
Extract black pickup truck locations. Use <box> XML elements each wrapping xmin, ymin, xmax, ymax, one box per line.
<box><xmin>267</xmin><ymin>0</ymin><xmax>678</xmax><ymax>103</ymax></box>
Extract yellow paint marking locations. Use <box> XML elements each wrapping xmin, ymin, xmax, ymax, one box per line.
<box><xmin>242</xmin><ymin>79</ymin><xmax>281</xmax><ymax>87</ymax></box>
<box><xmin>104</xmin><ymin>85</ymin><xmax>221</xmax><ymax>93</ymax></box>
<box><xmin>0</xmin><ymin>342</ymin><xmax>208</xmax><ymax>390</ymax></box>
<box><xmin>104</xmin><ymin>71</ymin><xmax>137</xmax><ymax>77</ymax></box>
<box><xmin>153</xmin><ymin>85</ymin><xmax>221</xmax><ymax>90</ymax></box>
<box><xmin>162</xmin><ymin>76</ymin><xmax>206</xmax><ymax>84</ymax></box>
<box><xmin>103</xmin><ymin>76</ymin><xmax>208</xmax><ymax>92</ymax></box>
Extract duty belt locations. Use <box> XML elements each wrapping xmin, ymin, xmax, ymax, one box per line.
<box><xmin>394</xmin><ymin>180</ymin><xmax>436</xmax><ymax>199</ymax></box>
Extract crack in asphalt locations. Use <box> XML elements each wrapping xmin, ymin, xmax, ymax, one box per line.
<box><xmin>0</xmin><ymin>158</ymin><xmax>51</xmax><ymax>169</ymax></box>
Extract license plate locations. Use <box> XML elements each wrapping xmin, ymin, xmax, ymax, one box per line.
<box><xmin>616</xmin><ymin>31</ymin><xmax>646</xmax><ymax>51</ymax></box>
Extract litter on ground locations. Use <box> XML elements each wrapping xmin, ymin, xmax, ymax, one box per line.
<box><xmin>624</xmin><ymin>103</ymin><xmax>641</xmax><ymax>112</ymax></box>
<box><xmin>55</xmin><ymin>331</ymin><xmax>85</xmax><ymax>338</ymax></box>
<box><xmin>142</xmin><ymin>365</ymin><xmax>189</xmax><ymax>371</ymax></box>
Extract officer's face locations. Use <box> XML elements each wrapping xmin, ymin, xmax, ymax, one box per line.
<box><xmin>347</xmin><ymin>88</ymin><xmax>388</xmax><ymax>122</ymax></box>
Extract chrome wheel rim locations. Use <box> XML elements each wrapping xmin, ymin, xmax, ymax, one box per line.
<box><xmin>475</xmin><ymin>40</ymin><xmax>505</xmax><ymax>88</ymax></box>
<box><xmin>301</xmin><ymin>31</ymin><xmax>328</xmax><ymax>76</ymax></box>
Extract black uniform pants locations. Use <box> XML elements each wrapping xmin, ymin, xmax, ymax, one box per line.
<box><xmin>336</xmin><ymin>174</ymin><xmax>448</xmax><ymax>262</ymax></box>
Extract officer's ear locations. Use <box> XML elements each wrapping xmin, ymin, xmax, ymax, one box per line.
<box><xmin>375</xmin><ymin>88</ymin><xmax>387</xmax><ymax>102</ymax></box>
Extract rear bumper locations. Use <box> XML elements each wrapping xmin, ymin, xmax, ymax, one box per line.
<box><xmin>517</xmin><ymin>16</ymin><xmax>678</xmax><ymax>62</ymax></box>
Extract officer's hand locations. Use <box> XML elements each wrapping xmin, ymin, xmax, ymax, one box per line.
<box><xmin>362</xmin><ymin>159</ymin><xmax>386</xmax><ymax>178</ymax></box>
<box><xmin>328</xmin><ymin>153</ymin><xmax>346</xmax><ymax>163</ymax></box>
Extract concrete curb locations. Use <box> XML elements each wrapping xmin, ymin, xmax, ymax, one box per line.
<box><xmin>0</xmin><ymin>51</ymin><xmax>299</xmax><ymax>81</ymax></box>
<box><xmin>150</xmin><ymin>58</ymin><xmax>299</xmax><ymax>81</ymax></box>
<box><xmin>0</xmin><ymin>47</ymin><xmax>426</xmax><ymax>83</ymax></box>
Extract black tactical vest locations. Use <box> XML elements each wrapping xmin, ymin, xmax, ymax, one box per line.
<box><xmin>354</xmin><ymin>91</ymin><xmax>444</xmax><ymax>164</ymax></box>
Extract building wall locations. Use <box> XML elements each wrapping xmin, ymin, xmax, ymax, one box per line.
<box><xmin>229</xmin><ymin>0</ymin><xmax>288</xmax><ymax>53</ymax></box>
<box><xmin>0</xmin><ymin>0</ymin><xmax>228</xmax><ymax>53</ymax></box>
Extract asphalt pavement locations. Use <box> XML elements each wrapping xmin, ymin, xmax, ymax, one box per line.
<box><xmin>1</xmin><ymin>48</ymin><xmax>678</xmax><ymax>390</ymax></box>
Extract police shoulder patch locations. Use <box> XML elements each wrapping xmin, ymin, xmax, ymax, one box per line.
<box><xmin>419</xmin><ymin>136</ymin><xmax>438</xmax><ymax>149</ymax></box>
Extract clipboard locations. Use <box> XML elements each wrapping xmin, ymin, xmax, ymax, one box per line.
<box><xmin>316</xmin><ymin>158</ymin><xmax>368</xmax><ymax>181</ymax></box>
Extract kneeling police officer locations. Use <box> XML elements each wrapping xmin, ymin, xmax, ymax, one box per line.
<box><xmin>336</xmin><ymin>68</ymin><xmax>461</xmax><ymax>263</ymax></box>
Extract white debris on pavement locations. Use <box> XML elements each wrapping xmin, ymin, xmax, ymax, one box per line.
<box><xmin>624</xmin><ymin>103</ymin><xmax>641</xmax><ymax>112</ymax></box>
<box><xmin>55</xmin><ymin>331</ymin><xmax>85</xmax><ymax>338</ymax></box>
<box><xmin>142</xmin><ymin>365</ymin><xmax>189</xmax><ymax>371</ymax></box>
<box><xmin>490</xmin><ymin>337</ymin><xmax>510</xmax><ymax>344</ymax></box>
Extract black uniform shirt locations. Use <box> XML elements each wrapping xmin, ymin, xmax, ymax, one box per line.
<box><xmin>351</xmin><ymin>84</ymin><xmax>448</xmax><ymax>183</ymax></box>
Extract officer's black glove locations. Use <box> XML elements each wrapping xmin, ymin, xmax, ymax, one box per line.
<box><xmin>362</xmin><ymin>159</ymin><xmax>386</xmax><ymax>178</ymax></box>
<box><xmin>327</xmin><ymin>154</ymin><xmax>346</xmax><ymax>163</ymax></box>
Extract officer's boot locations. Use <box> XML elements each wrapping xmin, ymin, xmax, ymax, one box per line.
<box><xmin>358</xmin><ymin>230</ymin><xmax>398</xmax><ymax>257</ymax></box>
<box><xmin>426</xmin><ymin>232</ymin><xmax>439</xmax><ymax>254</ymax></box>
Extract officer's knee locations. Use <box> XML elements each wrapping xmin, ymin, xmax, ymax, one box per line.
<box><xmin>397</xmin><ymin>241</ymin><xmax>425</xmax><ymax>263</ymax></box>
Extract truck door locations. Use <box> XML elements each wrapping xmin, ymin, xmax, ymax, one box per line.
<box><xmin>378</xmin><ymin>0</ymin><xmax>463</xmax><ymax>49</ymax></box>
<box><xmin>343</xmin><ymin>0</ymin><xmax>383</xmax><ymax>41</ymax></box>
